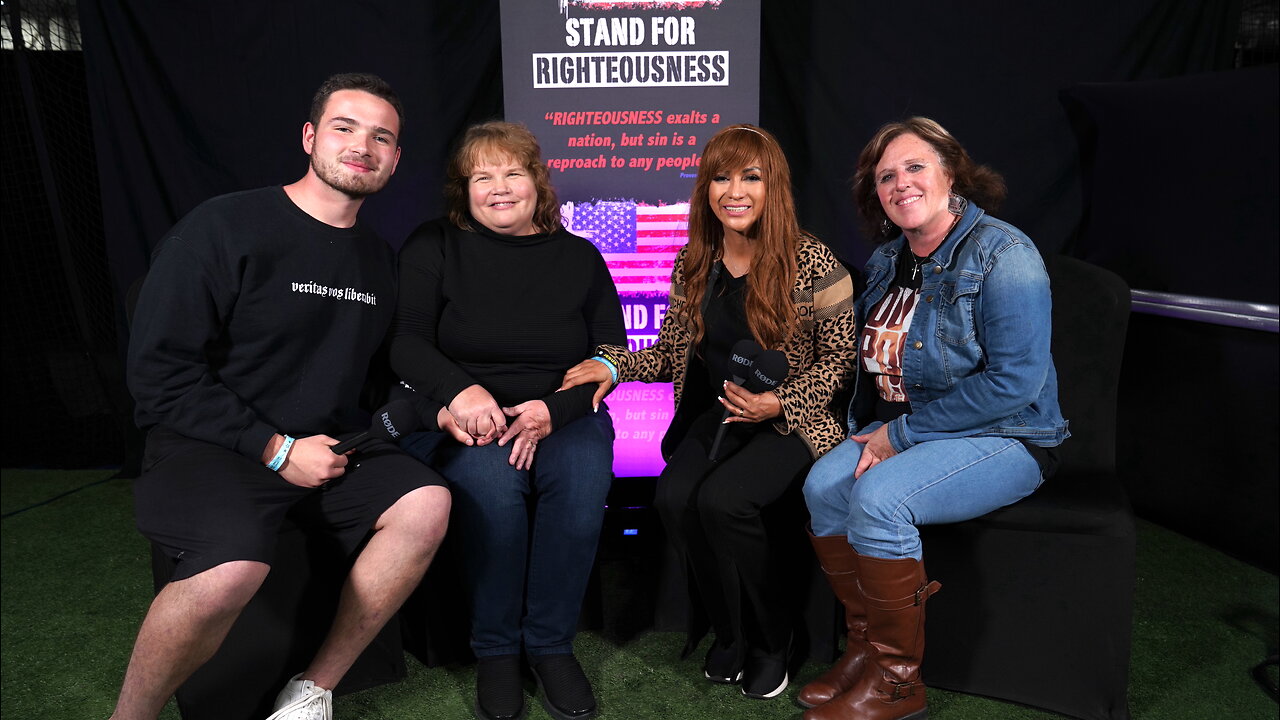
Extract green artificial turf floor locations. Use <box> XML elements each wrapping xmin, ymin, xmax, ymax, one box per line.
<box><xmin>2</xmin><ymin>469</ymin><xmax>1276</xmax><ymax>719</ymax></box>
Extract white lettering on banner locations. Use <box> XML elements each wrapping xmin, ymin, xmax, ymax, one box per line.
<box><xmin>628</xmin><ymin>335</ymin><xmax>659</xmax><ymax>351</ymax></box>
<box><xmin>650</xmin><ymin>16</ymin><xmax>696</xmax><ymax>46</ymax></box>
<box><xmin>608</xmin><ymin>386</ymin><xmax>672</xmax><ymax>402</ymax></box>
<box><xmin>622</xmin><ymin>303</ymin><xmax>648</xmax><ymax>330</ymax></box>
<box><xmin>560</xmin><ymin>10</ymin><xmax>698</xmax><ymax>48</ymax></box>
<box><xmin>619</xmin><ymin>302</ymin><xmax>670</xmax><ymax>330</ymax></box>
<box><xmin>565</xmin><ymin>17</ymin><xmax>647</xmax><ymax>47</ymax></box>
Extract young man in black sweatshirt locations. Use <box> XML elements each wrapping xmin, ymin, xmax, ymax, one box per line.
<box><xmin>112</xmin><ymin>73</ymin><xmax>455</xmax><ymax>720</ymax></box>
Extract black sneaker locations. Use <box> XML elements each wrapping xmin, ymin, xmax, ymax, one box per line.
<box><xmin>475</xmin><ymin>655</ymin><xmax>527</xmax><ymax>720</ymax></box>
<box><xmin>529</xmin><ymin>653</ymin><xmax>597</xmax><ymax>720</ymax></box>
<box><xmin>741</xmin><ymin>650</ymin><xmax>789</xmax><ymax>699</ymax></box>
<box><xmin>703</xmin><ymin>640</ymin><xmax>743</xmax><ymax>684</ymax></box>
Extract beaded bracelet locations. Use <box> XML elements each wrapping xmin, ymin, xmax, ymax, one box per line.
<box><xmin>590</xmin><ymin>356</ymin><xmax>619</xmax><ymax>384</ymax></box>
<box><xmin>266</xmin><ymin>434</ymin><xmax>295</xmax><ymax>472</ymax></box>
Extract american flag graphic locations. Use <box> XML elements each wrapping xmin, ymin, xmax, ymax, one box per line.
<box><xmin>564</xmin><ymin>200</ymin><xmax>689</xmax><ymax>294</ymax></box>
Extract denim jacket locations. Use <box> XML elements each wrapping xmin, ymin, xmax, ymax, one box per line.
<box><xmin>848</xmin><ymin>198</ymin><xmax>1069</xmax><ymax>451</ymax></box>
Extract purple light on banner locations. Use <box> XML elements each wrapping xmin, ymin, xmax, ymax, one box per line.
<box><xmin>565</xmin><ymin>200</ymin><xmax>688</xmax><ymax>476</ymax></box>
<box><xmin>503</xmin><ymin>0</ymin><xmax>760</xmax><ymax>478</ymax></box>
<box><xmin>567</xmin><ymin>200</ymin><xmax>688</xmax><ymax>295</ymax></box>
<box><xmin>605</xmin><ymin>381</ymin><xmax>674</xmax><ymax>477</ymax></box>
<box><xmin>568</xmin><ymin>200</ymin><xmax>637</xmax><ymax>252</ymax></box>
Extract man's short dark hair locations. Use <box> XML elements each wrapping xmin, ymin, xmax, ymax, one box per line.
<box><xmin>309</xmin><ymin>73</ymin><xmax>405</xmax><ymax>143</ymax></box>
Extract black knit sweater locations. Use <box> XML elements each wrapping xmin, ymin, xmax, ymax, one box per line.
<box><xmin>128</xmin><ymin>187</ymin><xmax>397</xmax><ymax>459</ymax></box>
<box><xmin>390</xmin><ymin>218</ymin><xmax>625</xmax><ymax>432</ymax></box>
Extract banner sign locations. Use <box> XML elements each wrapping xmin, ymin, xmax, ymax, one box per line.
<box><xmin>501</xmin><ymin>0</ymin><xmax>760</xmax><ymax>477</ymax></box>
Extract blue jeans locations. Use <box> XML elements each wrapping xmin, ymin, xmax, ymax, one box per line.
<box><xmin>401</xmin><ymin>410</ymin><xmax>614</xmax><ymax>658</ymax></box>
<box><xmin>803</xmin><ymin>421</ymin><xmax>1043</xmax><ymax>560</ymax></box>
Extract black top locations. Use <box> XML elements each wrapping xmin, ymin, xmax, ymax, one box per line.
<box><xmin>702</xmin><ymin>266</ymin><xmax>752</xmax><ymax>391</ymax></box>
<box><xmin>390</xmin><ymin>218</ymin><xmax>625</xmax><ymax>432</ymax></box>
<box><xmin>128</xmin><ymin>186</ymin><xmax>398</xmax><ymax>459</ymax></box>
<box><xmin>688</xmin><ymin>265</ymin><xmax>764</xmax><ymax>451</ymax></box>
<box><xmin>868</xmin><ymin>248</ymin><xmax>929</xmax><ymax>422</ymax></box>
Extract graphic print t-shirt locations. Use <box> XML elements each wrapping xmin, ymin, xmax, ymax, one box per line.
<box><xmin>861</xmin><ymin>251</ymin><xmax>927</xmax><ymax>422</ymax></box>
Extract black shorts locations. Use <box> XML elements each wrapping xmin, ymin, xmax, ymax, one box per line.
<box><xmin>135</xmin><ymin>425</ymin><xmax>447</xmax><ymax>582</ymax></box>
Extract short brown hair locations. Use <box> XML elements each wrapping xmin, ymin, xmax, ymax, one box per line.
<box><xmin>852</xmin><ymin>117</ymin><xmax>1006</xmax><ymax>241</ymax></box>
<box><xmin>444</xmin><ymin>121</ymin><xmax>561</xmax><ymax>234</ymax></box>
<box><xmin>308</xmin><ymin>73</ymin><xmax>404</xmax><ymax>143</ymax></box>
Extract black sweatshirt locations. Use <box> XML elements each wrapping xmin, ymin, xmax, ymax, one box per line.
<box><xmin>128</xmin><ymin>187</ymin><xmax>398</xmax><ymax>459</ymax></box>
<box><xmin>390</xmin><ymin>218</ymin><xmax>625</xmax><ymax>432</ymax></box>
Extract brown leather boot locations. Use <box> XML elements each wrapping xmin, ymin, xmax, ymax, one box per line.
<box><xmin>803</xmin><ymin>554</ymin><xmax>940</xmax><ymax>720</ymax></box>
<box><xmin>796</xmin><ymin>531</ymin><xmax>874</xmax><ymax>709</ymax></box>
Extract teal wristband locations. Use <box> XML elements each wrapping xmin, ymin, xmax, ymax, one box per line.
<box><xmin>266</xmin><ymin>435</ymin><xmax>295</xmax><ymax>472</ymax></box>
<box><xmin>591</xmin><ymin>356</ymin><xmax>619</xmax><ymax>384</ymax></box>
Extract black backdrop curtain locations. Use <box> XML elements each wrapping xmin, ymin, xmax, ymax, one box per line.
<box><xmin>70</xmin><ymin>0</ymin><xmax>1279</xmax><ymax>568</ymax></box>
<box><xmin>79</xmin><ymin>2</ymin><xmax>505</xmax><ymax>311</ymax></box>
<box><xmin>80</xmin><ymin>0</ymin><xmax>1242</xmax><ymax>304</ymax></box>
<box><xmin>764</xmin><ymin>1</ymin><xmax>1241</xmax><ymax>263</ymax></box>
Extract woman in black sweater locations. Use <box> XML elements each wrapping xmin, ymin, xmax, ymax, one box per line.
<box><xmin>391</xmin><ymin>122</ymin><xmax>624</xmax><ymax>720</ymax></box>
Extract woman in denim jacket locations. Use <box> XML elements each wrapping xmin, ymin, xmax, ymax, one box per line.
<box><xmin>799</xmin><ymin>117</ymin><xmax>1068</xmax><ymax>720</ymax></box>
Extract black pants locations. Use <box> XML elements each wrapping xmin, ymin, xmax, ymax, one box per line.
<box><xmin>655</xmin><ymin>411</ymin><xmax>812</xmax><ymax>657</ymax></box>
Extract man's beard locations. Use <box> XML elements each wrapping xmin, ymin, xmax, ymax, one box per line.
<box><xmin>311</xmin><ymin>153</ymin><xmax>388</xmax><ymax>199</ymax></box>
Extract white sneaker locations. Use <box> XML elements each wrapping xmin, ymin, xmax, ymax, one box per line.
<box><xmin>265</xmin><ymin>673</ymin><xmax>333</xmax><ymax>720</ymax></box>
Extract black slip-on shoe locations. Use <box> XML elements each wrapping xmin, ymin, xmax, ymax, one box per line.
<box><xmin>703</xmin><ymin>640</ymin><xmax>744</xmax><ymax>684</ymax></box>
<box><xmin>475</xmin><ymin>655</ymin><xmax>527</xmax><ymax>720</ymax></box>
<box><xmin>741</xmin><ymin>649</ymin><xmax>790</xmax><ymax>699</ymax></box>
<box><xmin>529</xmin><ymin>653</ymin><xmax>597</xmax><ymax>720</ymax></box>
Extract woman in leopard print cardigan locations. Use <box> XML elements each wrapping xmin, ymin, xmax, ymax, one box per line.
<box><xmin>563</xmin><ymin>124</ymin><xmax>857</xmax><ymax>701</ymax></box>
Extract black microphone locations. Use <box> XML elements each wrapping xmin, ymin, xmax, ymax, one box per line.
<box><xmin>745</xmin><ymin>349</ymin><xmax>788</xmax><ymax>394</ymax></box>
<box><xmin>728</xmin><ymin>339</ymin><xmax>763</xmax><ymax>385</ymax></box>
<box><xmin>707</xmin><ymin>347</ymin><xmax>789</xmax><ymax>461</ymax></box>
<box><xmin>331</xmin><ymin>399</ymin><xmax>419</xmax><ymax>455</ymax></box>
<box><xmin>709</xmin><ymin>339</ymin><xmax>761</xmax><ymax>460</ymax></box>
<box><xmin>708</xmin><ymin>340</ymin><xmax>765</xmax><ymax>461</ymax></box>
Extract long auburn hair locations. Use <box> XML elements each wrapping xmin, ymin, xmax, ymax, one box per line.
<box><xmin>852</xmin><ymin>117</ymin><xmax>1007</xmax><ymax>241</ymax></box>
<box><xmin>445</xmin><ymin>121</ymin><xmax>561</xmax><ymax>234</ymax></box>
<box><xmin>681</xmin><ymin>124</ymin><xmax>800</xmax><ymax>350</ymax></box>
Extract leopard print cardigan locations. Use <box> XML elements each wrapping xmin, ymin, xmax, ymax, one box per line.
<box><xmin>597</xmin><ymin>235</ymin><xmax>858</xmax><ymax>458</ymax></box>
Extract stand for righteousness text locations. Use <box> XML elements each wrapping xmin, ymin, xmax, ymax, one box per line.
<box><xmin>532</xmin><ymin>15</ymin><xmax>727</xmax><ymax>88</ymax></box>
